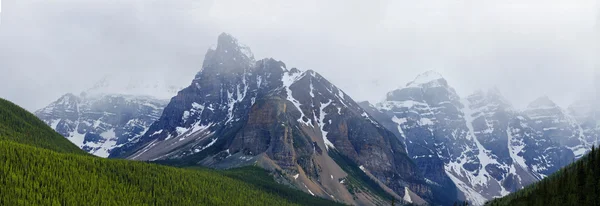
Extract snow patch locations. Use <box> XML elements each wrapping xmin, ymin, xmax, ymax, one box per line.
<box><xmin>318</xmin><ymin>100</ymin><xmax>335</xmax><ymax>150</ymax></box>
<box><xmin>419</xmin><ymin>118</ymin><xmax>434</xmax><ymax>126</ymax></box>
<box><xmin>86</xmin><ymin>129</ymin><xmax>118</xmax><ymax>158</ymax></box>
<box><xmin>50</xmin><ymin>119</ymin><xmax>60</xmax><ymax>130</ymax></box>
<box><xmin>460</xmin><ymin>98</ymin><xmax>500</xmax><ymax>185</ymax></box>
<box><xmin>403</xmin><ymin>187</ymin><xmax>413</xmax><ymax>203</ymax></box>
<box><xmin>68</xmin><ymin>130</ymin><xmax>86</xmax><ymax>149</ymax></box>
<box><xmin>151</xmin><ymin>130</ymin><xmax>163</xmax><ymax>137</ymax></box>
<box><xmin>281</xmin><ymin>70</ymin><xmax>312</xmax><ymax>126</ymax></box>
<box><xmin>508</xmin><ymin>127</ymin><xmax>527</xmax><ymax>170</ymax></box>
<box><xmin>377</xmin><ymin>100</ymin><xmax>428</xmax><ymax>110</ymax></box>
<box><xmin>445</xmin><ymin>170</ymin><xmax>487</xmax><ymax>206</ymax></box>
<box><xmin>182</xmin><ymin>111</ymin><xmax>190</xmax><ymax>122</ymax></box>
<box><xmin>303</xmin><ymin>184</ymin><xmax>315</xmax><ymax>196</ymax></box>
<box><xmin>193</xmin><ymin>138</ymin><xmax>218</xmax><ymax>153</ymax></box>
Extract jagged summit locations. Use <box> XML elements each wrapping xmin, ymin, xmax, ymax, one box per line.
<box><xmin>214</xmin><ymin>33</ymin><xmax>254</xmax><ymax>61</ymax></box>
<box><xmin>406</xmin><ymin>70</ymin><xmax>446</xmax><ymax>88</ymax></box>
<box><xmin>111</xmin><ymin>33</ymin><xmax>431</xmax><ymax>205</ymax></box>
<box><xmin>198</xmin><ymin>33</ymin><xmax>256</xmax><ymax>77</ymax></box>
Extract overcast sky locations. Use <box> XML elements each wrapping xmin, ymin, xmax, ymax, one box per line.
<box><xmin>0</xmin><ymin>0</ymin><xmax>598</xmax><ymax>111</ymax></box>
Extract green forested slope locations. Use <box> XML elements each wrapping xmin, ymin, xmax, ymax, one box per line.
<box><xmin>0</xmin><ymin>98</ymin><xmax>340</xmax><ymax>206</ymax></box>
<box><xmin>0</xmin><ymin>98</ymin><xmax>85</xmax><ymax>155</ymax></box>
<box><xmin>486</xmin><ymin>146</ymin><xmax>600</xmax><ymax>206</ymax></box>
<box><xmin>0</xmin><ymin>141</ymin><xmax>303</xmax><ymax>205</ymax></box>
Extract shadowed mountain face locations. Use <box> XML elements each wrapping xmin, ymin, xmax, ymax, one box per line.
<box><xmin>360</xmin><ymin>72</ymin><xmax>595</xmax><ymax>205</ymax></box>
<box><xmin>110</xmin><ymin>33</ymin><xmax>431</xmax><ymax>205</ymax></box>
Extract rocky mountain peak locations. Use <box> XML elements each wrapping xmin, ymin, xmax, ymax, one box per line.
<box><xmin>406</xmin><ymin>70</ymin><xmax>447</xmax><ymax>88</ymax></box>
<box><xmin>111</xmin><ymin>33</ymin><xmax>432</xmax><ymax>205</ymax></box>
<box><xmin>216</xmin><ymin>32</ymin><xmax>254</xmax><ymax>61</ymax></box>
<box><xmin>36</xmin><ymin>93</ymin><xmax>79</xmax><ymax>116</ymax></box>
<box><xmin>198</xmin><ymin>33</ymin><xmax>256</xmax><ymax>78</ymax></box>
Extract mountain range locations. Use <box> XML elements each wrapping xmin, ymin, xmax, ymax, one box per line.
<box><xmin>34</xmin><ymin>72</ymin><xmax>185</xmax><ymax>157</ymax></box>
<box><xmin>35</xmin><ymin>33</ymin><xmax>599</xmax><ymax>205</ymax></box>
<box><xmin>0</xmin><ymin>97</ymin><xmax>341</xmax><ymax>206</ymax></box>
<box><xmin>360</xmin><ymin>71</ymin><xmax>598</xmax><ymax>205</ymax></box>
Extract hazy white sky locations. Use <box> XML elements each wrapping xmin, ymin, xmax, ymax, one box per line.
<box><xmin>0</xmin><ymin>0</ymin><xmax>598</xmax><ymax>111</ymax></box>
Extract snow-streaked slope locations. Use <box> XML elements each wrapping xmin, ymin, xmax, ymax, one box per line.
<box><xmin>524</xmin><ymin>96</ymin><xmax>590</xmax><ymax>158</ymax></box>
<box><xmin>363</xmin><ymin>71</ymin><xmax>590</xmax><ymax>205</ymax></box>
<box><xmin>35</xmin><ymin>93</ymin><xmax>167</xmax><ymax>157</ymax></box>
<box><xmin>112</xmin><ymin>33</ymin><xmax>430</xmax><ymax>206</ymax></box>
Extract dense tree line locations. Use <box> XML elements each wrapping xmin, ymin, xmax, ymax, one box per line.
<box><xmin>0</xmin><ymin>141</ymin><xmax>303</xmax><ymax>205</ymax></box>
<box><xmin>487</xmin><ymin>146</ymin><xmax>600</xmax><ymax>206</ymax></box>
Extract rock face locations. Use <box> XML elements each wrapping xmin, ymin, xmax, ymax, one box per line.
<box><xmin>110</xmin><ymin>33</ymin><xmax>432</xmax><ymax>205</ymax></box>
<box><xmin>360</xmin><ymin>71</ymin><xmax>597</xmax><ymax>205</ymax></box>
<box><xmin>568</xmin><ymin>98</ymin><xmax>600</xmax><ymax>149</ymax></box>
<box><xmin>35</xmin><ymin>93</ymin><xmax>167</xmax><ymax>157</ymax></box>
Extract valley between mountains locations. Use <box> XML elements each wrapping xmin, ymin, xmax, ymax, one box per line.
<box><xmin>30</xmin><ymin>33</ymin><xmax>599</xmax><ymax>206</ymax></box>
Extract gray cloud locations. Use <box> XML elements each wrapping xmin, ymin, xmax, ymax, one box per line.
<box><xmin>0</xmin><ymin>0</ymin><xmax>598</xmax><ymax>111</ymax></box>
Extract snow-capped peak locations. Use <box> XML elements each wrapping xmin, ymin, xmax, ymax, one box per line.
<box><xmin>406</xmin><ymin>70</ymin><xmax>445</xmax><ymax>88</ymax></box>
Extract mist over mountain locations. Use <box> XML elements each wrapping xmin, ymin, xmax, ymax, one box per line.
<box><xmin>0</xmin><ymin>0</ymin><xmax>596</xmax><ymax>112</ymax></box>
<box><xmin>360</xmin><ymin>71</ymin><xmax>599</xmax><ymax>204</ymax></box>
<box><xmin>0</xmin><ymin>1</ymin><xmax>598</xmax><ymax>205</ymax></box>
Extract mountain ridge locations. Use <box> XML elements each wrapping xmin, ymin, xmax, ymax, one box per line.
<box><xmin>111</xmin><ymin>33</ymin><xmax>432</xmax><ymax>205</ymax></box>
<box><xmin>0</xmin><ymin>97</ymin><xmax>341</xmax><ymax>206</ymax></box>
<box><xmin>360</xmin><ymin>71</ymin><xmax>597</xmax><ymax>205</ymax></box>
<box><xmin>35</xmin><ymin>90</ymin><xmax>169</xmax><ymax>157</ymax></box>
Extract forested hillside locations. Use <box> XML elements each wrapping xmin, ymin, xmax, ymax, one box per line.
<box><xmin>486</xmin><ymin>146</ymin><xmax>600</xmax><ymax>206</ymax></box>
<box><xmin>0</xmin><ymin>98</ymin><xmax>86</xmax><ymax>154</ymax></box>
<box><xmin>0</xmin><ymin>98</ymin><xmax>341</xmax><ymax>206</ymax></box>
